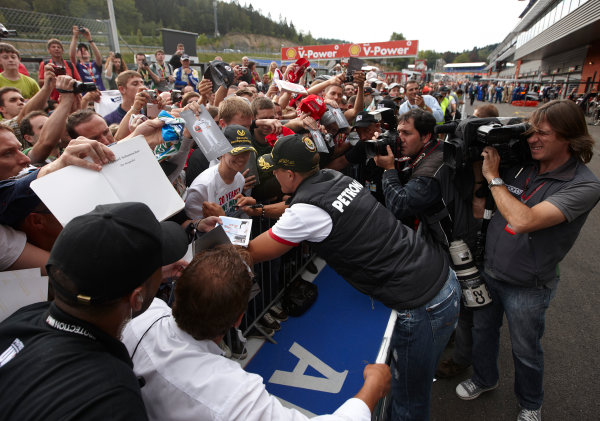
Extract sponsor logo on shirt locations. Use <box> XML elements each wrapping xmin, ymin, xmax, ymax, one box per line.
<box><xmin>332</xmin><ymin>180</ymin><xmax>363</xmax><ymax>213</ymax></box>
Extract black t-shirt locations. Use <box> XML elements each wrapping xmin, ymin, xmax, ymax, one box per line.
<box><xmin>0</xmin><ymin>302</ymin><xmax>148</xmax><ymax>421</ymax></box>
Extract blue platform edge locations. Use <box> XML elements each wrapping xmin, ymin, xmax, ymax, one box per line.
<box><xmin>244</xmin><ymin>265</ymin><xmax>392</xmax><ymax>415</ymax></box>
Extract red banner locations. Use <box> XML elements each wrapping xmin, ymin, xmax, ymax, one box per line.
<box><xmin>281</xmin><ymin>40</ymin><xmax>418</xmax><ymax>61</ymax></box>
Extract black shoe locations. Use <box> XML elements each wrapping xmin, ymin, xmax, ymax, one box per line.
<box><xmin>436</xmin><ymin>358</ymin><xmax>470</xmax><ymax>379</ymax></box>
<box><xmin>260</xmin><ymin>313</ymin><xmax>281</xmax><ymax>331</ymax></box>
<box><xmin>247</xmin><ymin>326</ymin><xmax>275</xmax><ymax>339</ymax></box>
<box><xmin>268</xmin><ymin>303</ymin><xmax>288</xmax><ymax>321</ymax></box>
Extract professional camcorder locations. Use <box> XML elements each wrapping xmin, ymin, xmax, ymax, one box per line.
<box><xmin>440</xmin><ymin>117</ymin><xmax>532</xmax><ymax>170</ymax></box>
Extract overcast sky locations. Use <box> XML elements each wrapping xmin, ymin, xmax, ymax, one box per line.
<box><xmin>225</xmin><ymin>0</ymin><xmax>529</xmax><ymax>52</ymax></box>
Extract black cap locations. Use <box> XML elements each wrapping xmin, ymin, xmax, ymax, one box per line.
<box><xmin>47</xmin><ymin>202</ymin><xmax>188</xmax><ymax>304</ymax></box>
<box><xmin>353</xmin><ymin>111</ymin><xmax>379</xmax><ymax>128</ymax></box>
<box><xmin>223</xmin><ymin>125</ymin><xmax>257</xmax><ymax>155</ymax></box>
<box><xmin>258</xmin><ymin>134</ymin><xmax>318</xmax><ymax>173</ymax></box>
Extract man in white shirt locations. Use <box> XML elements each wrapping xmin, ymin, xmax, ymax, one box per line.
<box><xmin>398</xmin><ymin>80</ymin><xmax>444</xmax><ymax>123</ymax></box>
<box><xmin>122</xmin><ymin>245</ymin><xmax>390</xmax><ymax>421</ymax></box>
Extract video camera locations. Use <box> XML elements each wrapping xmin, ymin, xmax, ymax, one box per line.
<box><xmin>72</xmin><ymin>81</ymin><xmax>97</xmax><ymax>94</ymax></box>
<box><xmin>440</xmin><ymin>117</ymin><xmax>532</xmax><ymax>170</ymax></box>
<box><xmin>0</xmin><ymin>24</ymin><xmax>17</xmax><ymax>38</ymax></box>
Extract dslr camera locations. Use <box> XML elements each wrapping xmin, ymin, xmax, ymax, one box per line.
<box><xmin>364</xmin><ymin>130</ymin><xmax>399</xmax><ymax>159</ymax></box>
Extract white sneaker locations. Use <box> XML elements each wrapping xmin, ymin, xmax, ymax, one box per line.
<box><xmin>517</xmin><ymin>408</ymin><xmax>541</xmax><ymax>421</ymax></box>
<box><xmin>456</xmin><ymin>378</ymin><xmax>498</xmax><ymax>400</ymax></box>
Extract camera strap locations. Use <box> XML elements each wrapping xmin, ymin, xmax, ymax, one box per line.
<box><xmin>402</xmin><ymin>140</ymin><xmax>440</xmax><ymax>172</ymax></box>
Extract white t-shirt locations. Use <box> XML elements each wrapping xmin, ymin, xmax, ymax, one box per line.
<box><xmin>269</xmin><ymin>204</ymin><xmax>332</xmax><ymax>245</ymax></box>
<box><xmin>0</xmin><ymin>225</ymin><xmax>27</xmax><ymax>270</ymax></box>
<box><xmin>185</xmin><ymin>165</ymin><xmax>245</xmax><ymax>219</ymax></box>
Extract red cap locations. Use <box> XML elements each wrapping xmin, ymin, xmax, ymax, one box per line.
<box><xmin>422</xmin><ymin>86</ymin><xmax>431</xmax><ymax>94</ymax></box>
<box><xmin>298</xmin><ymin>95</ymin><xmax>327</xmax><ymax>120</ymax></box>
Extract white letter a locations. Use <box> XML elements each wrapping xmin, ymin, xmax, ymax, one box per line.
<box><xmin>268</xmin><ymin>342</ymin><xmax>348</xmax><ymax>393</ymax></box>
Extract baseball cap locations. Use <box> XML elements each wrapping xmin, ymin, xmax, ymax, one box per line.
<box><xmin>223</xmin><ymin>125</ymin><xmax>256</xmax><ymax>155</ymax></box>
<box><xmin>298</xmin><ymin>95</ymin><xmax>327</xmax><ymax>120</ymax></box>
<box><xmin>181</xmin><ymin>54</ymin><xmax>190</xmax><ymax>61</ymax></box>
<box><xmin>258</xmin><ymin>134</ymin><xmax>318</xmax><ymax>173</ymax></box>
<box><xmin>353</xmin><ymin>111</ymin><xmax>379</xmax><ymax>128</ymax></box>
<box><xmin>388</xmin><ymin>83</ymin><xmax>401</xmax><ymax>90</ymax></box>
<box><xmin>422</xmin><ymin>86</ymin><xmax>432</xmax><ymax>94</ymax></box>
<box><xmin>47</xmin><ymin>202</ymin><xmax>188</xmax><ymax>304</ymax></box>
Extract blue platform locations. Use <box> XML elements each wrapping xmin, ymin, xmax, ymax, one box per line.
<box><xmin>244</xmin><ymin>265</ymin><xmax>392</xmax><ymax>415</ymax></box>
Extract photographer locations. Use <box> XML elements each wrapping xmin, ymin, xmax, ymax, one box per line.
<box><xmin>69</xmin><ymin>25</ymin><xmax>105</xmax><ymax>91</ymax></box>
<box><xmin>455</xmin><ymin>100</ymin><xmax>600</xmax><ymax>421</ymax></box>
<box><xmin>38</xmin><ymin>38</ymin><xmax>81</xmax><ymax>101</ymax></box>
<box><xmin>374</xmin><ymin>108</ymin><xmax>475</xmax><ymax>242</ymax></box>
<box><xmin>150</xmin><ymin>50</ymin><xmax>175</xmax><ymax>92</ymax></box>
<box><xmin>135</xmin><ymin>53</ymin><xmax>159</xmax><ymax>89</ymax></box>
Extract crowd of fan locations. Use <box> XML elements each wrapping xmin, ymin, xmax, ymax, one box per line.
<box><xmin>1</xmin><ymin>24</ymin><xmax>599</xmax><ymax>421</ymax></box>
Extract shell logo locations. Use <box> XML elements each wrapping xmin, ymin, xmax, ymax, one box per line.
<box><xmin>349</xmin><ymin>44</ymin><xmax>361</xmax><ymax>56</ymax></box>
<box><xmin>286</xmin><ymin>48</ymin><xmax>297</xmax><ymax>59</ymax></box>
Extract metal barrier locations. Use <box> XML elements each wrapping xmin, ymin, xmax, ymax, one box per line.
<box><xmin>239</xmin><ymin>214</ymin><xmax>314</xmax><ymax>341</ymax></box>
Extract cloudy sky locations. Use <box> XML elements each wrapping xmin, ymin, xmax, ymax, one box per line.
<box><xmin>225</xmin><ymin>0</ymin><xmax>530</xmax><ymax>52</ymax></box>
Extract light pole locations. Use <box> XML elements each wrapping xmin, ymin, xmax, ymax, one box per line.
<box><xmin>213</xmin><ymin>0</ymin><xmax>220</xmax><ymax>38</ymax></box>
<box><xmin>106</xmin><ymin>0</ymin><xmax>120</xmax><ymax>52</ymax></box>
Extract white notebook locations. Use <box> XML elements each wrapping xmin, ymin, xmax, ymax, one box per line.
<box><xmin>31</xmin><ymin>136</ymin><xmax>184</xmax><ymax>226</ymax></box>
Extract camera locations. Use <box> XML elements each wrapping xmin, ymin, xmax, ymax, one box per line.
<box><xmin>171</xmin><ymin>89</ymin><xmax>182</xmax><ymax>104</ymax></box>
<box><xmin>78</xmin><ymin>25</ymin><xmax>85</xmax><ymax>33</ymax></box>
<box><xmin>72</xmin><ymin>82</ymin><xmax>97</xmax><ymax>94</ymax></box>
<box><xmin>146</xmin><ymin>89</ymin><xmax>157</xmax><ymax>100</ymax></box>
<box><xmin>364</xmin><ymin>130</ymin><xmax>398</xmax><ymax>159</ymax></box>
<box><xmin>449</xmin><ymin>240</ymin><xmax>492</xmax><ymax>308</ymax></box>
<box><xmin>442</xmin><ymin>117</ymin><xmax>531</xmax><ymax>170</ymax></box>
<box><xmin>345</xmin><ymin>73</ymin><xmax>354</xmax><ymax>83</ymax></box>
<box><xmin>241</xmin><ymin>66</ymin><xmax>248</xmax><ymax>74</ymax></box>
<box><xmin>141</xmin><ymin>59</ymin><xmax>149</xmax><ymax>67</ymax></box>
<box><xmin>0</xmin><ymin>23</ymin><xmax>17</xmax><ymax>38</ymax></box>
<box><xmin>53</xmin><ymin>66</ymin><xmax>67</xmax><ymax>76</ymax></box>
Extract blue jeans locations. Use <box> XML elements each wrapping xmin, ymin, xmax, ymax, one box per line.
<box><xmin>390</xmin><ymin>270</ymin><xmax>460</xmax><ymax>421</ymax></box>
<box><xmin>471</xmin><ymin>272</ymin><xmax>557</xmax><ymax>410</ymax></box>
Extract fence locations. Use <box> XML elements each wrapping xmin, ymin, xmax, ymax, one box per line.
<box><xmin>0</xmin><ymin>7</ymin><xmax>114</xmax><ymax>56</ymax></box>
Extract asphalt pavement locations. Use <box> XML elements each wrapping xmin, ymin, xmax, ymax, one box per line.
<box><xmin>429</xmin><ymin>99</ymin><xmax>600</xmax><ymax>420</ymax></box>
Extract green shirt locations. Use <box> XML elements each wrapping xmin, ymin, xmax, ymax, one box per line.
<box><xmin>0</xmin><ymin>73</ymin><xmax>40</xmax><ymax>99</ymax></box>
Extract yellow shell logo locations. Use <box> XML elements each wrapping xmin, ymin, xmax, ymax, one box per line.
<box><xmin>349</xmin><ymin>44</ymin><xmax>361</xmax><ymax>56</ymax></box>
<box><xmin>237</xmin><ymin>129</ymin><xmax>245</xmax><ymax>136</ymax></box>
<box><xmin>303</xmin><ymin>137</ymin><xmax>316</xmax><ymax>152</ymax></box>
<box><xmin>286</xmin><ymin>48</ymin><xmax>297</xmax><ymax>59</ymax></box>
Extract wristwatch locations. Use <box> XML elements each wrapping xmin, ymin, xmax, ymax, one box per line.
<box><xmin>488</xmin><ymin>177</ymin><xmax>505</xmax><ymax>188</ymax></box>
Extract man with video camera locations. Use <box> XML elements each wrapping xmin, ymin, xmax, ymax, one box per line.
<box><xmin>455</xmin><ymin>100</ymin><xmax>600</xmax><ymax>421</ymax></box>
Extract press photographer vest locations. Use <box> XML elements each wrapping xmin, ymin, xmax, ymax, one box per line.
<box><xmin>290</xmin><ymin>169</ymin><xmax>448</xmax><ymax>310</ymax></box>
<box><xmin>408</xmin><ymin>142</ymin><xmax>479</xmax><ymax>249</ymax></box>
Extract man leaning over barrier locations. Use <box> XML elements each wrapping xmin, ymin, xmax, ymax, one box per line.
<box><xmin>246</xmin><ymin>134</ymin><xmax>460</xmax><ymax>421</ymax></box>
